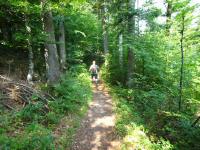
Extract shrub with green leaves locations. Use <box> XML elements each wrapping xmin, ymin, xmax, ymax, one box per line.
<box><xmin>18</xmin><ymin>102</ymin><xmax>46</xmax><ymax>122</ymax></box>
<box><xmin>0</xmin><ymin>124</ymin><xmax>54</xmax><ymax>150</ymax></box>
<box><xmin>0</xmin><ymin>65</ymin><xmax>92</xmax><ymax>149</ymax></box>
<box><xmin>50</xmin><ymin>66</ymin><xmax>92</xmax><ymax>114</ymax></box>
<box><xmin>110</xmin><ymin>86</ymin><xmax>174</xmax><ymax>150</ymax></box>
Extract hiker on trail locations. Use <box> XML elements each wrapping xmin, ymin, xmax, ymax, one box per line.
<box><xmin>89</xmin><ymin>60</ymin><xmax>99</xmax><ymax>82</ymax></box>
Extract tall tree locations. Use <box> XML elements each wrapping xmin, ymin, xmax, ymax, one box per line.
<box><xmin>127</xmin><ymin>0</ymin><xmax>136</xmax><ymax>87</ymax></box>
<box><xmin>102</xmin><ymin>0</ymin><xmax>109</xmax><ymax>54</ymax></box>
<box><xmin>41</xmin><ymin>0</ymin><xmax>60</xmax><ymax>83</ymax></box>
<box><xmin>118</xmin><ymin>32</ymin><xmax>123</xmax><ymax>70</ymax></box>
<box><xmin>58</xmin><ymin>16</ymin><xmax>66</xmax><ymax>71</ymax></box>
<box><xmin>173</xmin><ymin>0</ymin><xmax>195</xmax><ymax>111</ymax></box>
<box><xmin>25</xmin><ymin>16</ymin><xmax>34</xmax><ymax>84</ymax></box>
<box><xmin>179</xmin><ymin>14</ymin><xmax>185</xmax><ymax>111</ymax></box>
<box><xmin>165</xmin><ymin>0</ymin><xmax>173</xmax><ymax>35</ymax></box>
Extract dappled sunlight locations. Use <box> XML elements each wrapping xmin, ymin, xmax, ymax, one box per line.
<box><xmin>72</xmin><ymin>84</ymin><xmax>121</xmax><ymax>150</ymax></box>
<box><xmin>91</xmin><ymin>115</ymin><xmax>115</xmax><ymax>128</ymax></box>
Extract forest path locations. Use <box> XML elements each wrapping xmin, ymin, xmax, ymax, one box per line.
<box><xmin>71</xmin><ymin>83</ymin><xmax>121</xmax><ymax>150</ymax></box>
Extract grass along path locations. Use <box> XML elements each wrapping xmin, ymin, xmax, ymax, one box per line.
<box><xmin>71</xmin><ymin>84</ymin><xmax>121</xmax><ymax>150</ymax></box>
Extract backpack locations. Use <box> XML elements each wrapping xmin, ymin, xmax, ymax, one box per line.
<box><xmin>91</xmin><ymin>65</ymin><xmax>97</xmax><ymax>74</ymax></box>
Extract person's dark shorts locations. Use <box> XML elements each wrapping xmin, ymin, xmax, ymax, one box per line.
<box><xmin>91</xmin><ymin>73</ymin><xmax>97</xmax><ymax>79</ymax></box>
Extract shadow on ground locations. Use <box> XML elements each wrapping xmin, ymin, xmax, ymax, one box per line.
<box><xmin>71</xmin><ymin>84</ymin><xmax>121</xmax><ymax>150</ymax></box>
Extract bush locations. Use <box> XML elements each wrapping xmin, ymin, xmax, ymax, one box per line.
<box><xmin>0</xmin><ymin>124</ymin><xmax>54</xmax><ymax>149</ymax></box>
<box><xmin>18</xmin><ymin>102</ymin><xmax>46</xmax><ymax>122</ymax></box>
<box><xmin>110</xmin><ymin>86</ymin><xmax>174</xmax><ymax>150</ymax></box>
<box><xmin>50</xmin><ymin>68</ymin><xmax>92</xmax><ymax>114</ymax></box>
<box><xmin>0</xmin><ymin>65</ymin><xmax>93</xmax><ymax>149</ymax></box>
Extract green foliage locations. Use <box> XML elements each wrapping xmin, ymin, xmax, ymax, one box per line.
<box><xmin>56</xmin><ymin>3</ymin><xmax>103</xmax><ymax>66</ymax></box>
<box><xmin>107</xmin><ymin>82</ymin><xmax>200</xmax><ymax>149</ymax></box>
<box><xmin>18</xmin><ymin>102</ymin><xmax>46</xmax><ymax>122</ymax></box>
<box><xmin>0</xmin><ymin>124</ymin><xmax>54</xmax><ymax>150</ymax></box>
<box><xmin>101</xmin><ymin>54</ymin><xmax>126</xmax><ymax>85</ymax></box>
<box><xmin>0</xmin><ymin>65</ymin><xmax>92</xmax><ymax>149</ymax></box>
<box><xmin>49</xmin><ymin>65</ymin><xmax>92</xmax><ymax>114</ymax></box>
<box><xmin>110</xmin><ymin>86</ymin><xmax>174</xmax><ymax>150</ymax></box>
<box><xmin>1</xmin><ymin>0</ymin><xmax>200</xmax><ymax>149</ymax></box>
<box><xmin>103</xmin><ymin>1</ymin><xmax>200</xmax><ymax>147</ymax></box>
<box><xmin>45</xmin><ymin>111</ymin><xmax>60</xmax><ymax>125</ymax></box>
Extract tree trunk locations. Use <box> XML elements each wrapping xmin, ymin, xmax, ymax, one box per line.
<box><xmin>166</xmin><ymin>0</ymin><xmax>172</xmax><ymax>35</ymax></box>
<box><xmin>25</xmin><ymin>17</ymin><xmax>34</xmax><ymax>84</ymax></box>
<box><xmin>119</xmin><ymin>33</ymin><xmax>123</xmax><ymax>69</ymax></box>
<box><xmin>58</xmin><ymin>18</ymin><xmax>66</xmax><ymax>71</ymax></box>
<box><xmin>41</xmin><ymin>0</ymin><xmax>60</xmax><ymax>83</ymax></box>
<box><xmin>136</xmin><ymin>0</ymin><xmax>140</xmax><ymax>35</ymax></box>
<box><xmin>102</xmin><ymin>1</ymin><xmax>109</xmax><ymax>54</ymax></box>
<box><xmin>127</xmin><ymin>0</ymin><xmax>136</xmax><ymax>87</ymax></box>
<box><xmin>128</xmin><ymin>0</ymin><xmax>136</xmax><ymax>35</ymax></box>
<box><xmin>179</xmin><ymin>15</ymin><xmax>185</xmax><ymax>111</ymax></box>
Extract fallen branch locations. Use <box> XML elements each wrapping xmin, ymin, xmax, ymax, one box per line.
<box><xmin>0</xmin><ymin>97</ymin><xmax>10</xmax><ymax>100</ymax></box>
<box><xmin>0</xmin><ymin>75</ymin><xmax>55</xmax><ymax>112</ymax></box>
<box><xmin>192</xmin><ymin>116</ymin><xmax>200</xmax><ymax>127</ymax></box>
<box><xmin>1</xmin><ymin>102</ymin><xmax>14</xmax><ymax>110</ymax></box>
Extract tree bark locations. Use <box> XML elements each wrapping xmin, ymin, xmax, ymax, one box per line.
<box><xmin>102</xmin><ymin>1</ymin><xmax>109</xmax><ymax>54</ymax></box>
<box><xmin>179</xmin><ymin>15</ymin><xmax>185</xmax><ymax>111</ymax></box>
<box><xmin>127</xmin><ymin>0</ymin><xmax>136</xmax><ymax>87</ymax></box>
<box><xmin>25</xmin><ymin>17</ymin><xmax>34</xmax><ymax>84</ymax></box>
<box><xmin>119</xmin><ymin>33</ymin><xmax>123</xmax><ymax>69</ymax></box>
<box><xmin>41</xmin><ymin>0</ymin><xmax>60</xmax><ymax>83</ymax></box>
<box><xmin>128</xmin><ymin>0</ymin><xmax>136</xmax><ymax>35</ymax></box>
<box><xmin>58</xmin><ymin>18</ymin><xmax>66</xmax><ymax>71</ymax></box>
<box><xmin>166</xmin><ymin>0</ymin><xmax>172</xmax><ymax>35</ymax></box>
<box><xmin>136</xmin><ymin>0</ymin><xmax>140</xmax><ymax>35</ymax></box>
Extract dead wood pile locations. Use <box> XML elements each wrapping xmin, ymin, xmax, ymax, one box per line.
<box><xmin>0</xmin><ymin>75</ymin><xmax>55</xmax><ymax>111</ymax></box>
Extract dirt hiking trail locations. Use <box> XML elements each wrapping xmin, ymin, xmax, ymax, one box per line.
<box><xmin>71</xmin><ymin>84</ymin><xmax>121</xmax><ymax>150</ymax></box>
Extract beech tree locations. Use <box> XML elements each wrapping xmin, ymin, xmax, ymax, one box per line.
<box><xmin>101</xmin><ymin>1</ymin><xmax>109</xmax><ymax>54</ymax></box>
<box><xmin>25</xmin><ymin>16</ymin><xmax>34</xmax><ymax>83</ymax></box>
<box><xmin>41</xmin><ymin>0</ymin><xmax>60</xmax><ymax>83</ymax></box>
<box><xmin>173</xmin><ymin>0</ymin><xmax>195</xmax><ymax>111</ymax></box>
<box><xmin>127</xmin><ymin>0</ymin><xmax>136</xmax><ymax>87</ymax></box>
<box><xmin>58</xmin><ymin>16</ymin><xmax>66</xmax><ymax>71</ymax></box>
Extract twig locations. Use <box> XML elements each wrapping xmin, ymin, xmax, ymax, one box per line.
<box><xmin>45</xmin><ymin>93</ymin><xmax>56</xmax><ymax>101</ymax></box>
<box><xmin>1</xmin><ymin>102</ymin><xmax>14</xmax><ymax>110</ymax></box>
<box><xmin>0</xmin><ymin>97</ymin><xmax>10</xmax><ymax>100</ymax></box>
<box><xmin>192</xmin><ymin>116</ymin><xmax>200</xmax><ymax>127</ymax></box>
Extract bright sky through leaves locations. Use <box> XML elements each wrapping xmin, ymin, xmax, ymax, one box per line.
<box><xmin>138</xmin><ymin>0</ymin><xmax>200</xmax><ymax>32</ymax></box>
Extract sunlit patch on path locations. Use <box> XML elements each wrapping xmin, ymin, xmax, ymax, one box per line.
<box><xmin>71</xmin><ymin>84</ymin><xmax>121</xmax><ymax>150</ymax></box>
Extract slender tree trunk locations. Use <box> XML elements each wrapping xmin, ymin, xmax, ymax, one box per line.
<box><xmin>102</xmin><ymin>1</ymin><xmax>109</xmax><ymax>54</ymax></box>
<box><xmin>136</xmin><ymin>0</ymin><xmax>140</xmax><ymax>35</ymax></box>
<box><xmin>179</xmin><ymin>15</ymin><xmax>185</xmax><ymax>111</ymax></box>
<box><xmin>142</xmin><ymin>57</ymin><xmax>145</xmax><ymax>76</ymax></box>
<box><xmin>25</xmin><ymin>17</ymin><xmax>34</xmax><ymax>84</ymax></box>
<box><xmin>58</xmin><ymin>18</ymin><xmax>66</xmax><ymax>71</ymax></box>
<box><xmin>119</xmin><ymin>32</ymin><xmax>123</xmax><ymax>69</ymax></box>
<box><xmin>127</xmin><ymin>0</ymin><xmax>136</xmax><ymax>87</ymax></box>
<box><xmin>41</xmin><ymin>0</ymin><xmax>60</xmax><ymax>83</ymax></box>
<box><xmin>128</xmin><ymin>0</ymin><xmax>136</xmax><ymax>35</ymax></box>
<box><xmin>166</xmin><ymin>0</ymin><xmax>172</xmax><ymax>35</ymax></box>
<box><xmin>2</xmin><ymin>22</ymin><xmax>9</xmax><ymax>41</ymax></box>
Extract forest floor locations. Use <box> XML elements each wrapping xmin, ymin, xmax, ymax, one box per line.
<box><xmin>71</xmin><ymin>83</ymin><xmax>121</xmax><ymax>150</ymax></box>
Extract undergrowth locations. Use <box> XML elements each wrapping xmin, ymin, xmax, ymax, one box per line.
<box><xmin>0</xmin><ymin>65</ymin><xmax>92</xmax><ymax>149</ymax></box>
<box><xmin>109</xmin><ymin>86</ymin><xmax>173</xmax><ymax>150</ymax></box>
<box><xmin>109</xmin><ymin>85</ymin><xmax>200</xmax><ymax>150</ymax></box>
